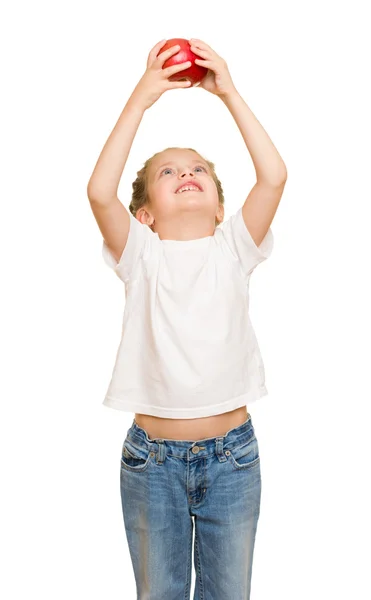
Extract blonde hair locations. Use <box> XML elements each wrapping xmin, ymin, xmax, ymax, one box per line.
<box><xmin>129</xmin><ymin>147</ymin><xmax>225</xmax><ymax>229</ymax></box>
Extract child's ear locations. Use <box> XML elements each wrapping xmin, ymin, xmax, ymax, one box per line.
<box><xmin>216</xmin><ymin>204</ymin><xmax>224</xmax><ymax>224</ymax></box>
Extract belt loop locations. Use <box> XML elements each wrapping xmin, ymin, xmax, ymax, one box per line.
<box><xmin>215</xmin><ymin>436</ymin><xmax>227</xmax><ymax>462</ymax></box>
<box><xmin>157</xmin><ymin>439</ymin><xmax>166</xmax><ymax>464</ymax></box>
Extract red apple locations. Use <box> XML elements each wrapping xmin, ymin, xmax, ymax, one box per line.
<box><xmin>158</xmin><ymin>38</ymin><xmax>208</xmax><ymax>86</ymax></box>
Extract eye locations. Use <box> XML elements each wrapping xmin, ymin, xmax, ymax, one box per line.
<box><xmin>160</xmin><ymin>165</ymin><xmax>206</xmax><ymax>176</ymax></box>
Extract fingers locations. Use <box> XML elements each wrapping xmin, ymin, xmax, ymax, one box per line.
<box><xmin>189</xmin><ymin>38</ymin><xmax>211</xmax><ymax>51</ymax></box>
<box><xmin>190</xmin><ymin>39</ymin><xmax>218</xmax><ymax>60</ymax></box>
<box><xmin>194</xmin><ymin>58</ymin><xmax>211</xmax><ymax>68</ymax></box>
<box><xmin>163</xmin><ymin>60</ymin><xmax>192</xmax><ymax>78</ymax></box>
<box><xmin>148</xmin><ymin>41</ymin><xmax>179</xmax><ymax>68</ymax></box>
<box><xmin>195</xmin><ymin>58</ymin><xmax>212</xmax><ymax>67</ymax></box>
<box><xmin>148</xmin><ymin>39</ymin><xmax>167</xmax><ymax>62</ymax></box>
<box><xmin>190</xmin><ymin>46</ymin><xmax>210</xmax><ymax>59</ymax></box>
<box><xmin>155</xmin><ymin>44</ymin><xmax>182</xmax><ymax>66</ymax></box>
<box><xmin>169</xmin><ymin>80</ymin><xmax>192</xmax><ymax>89</ymax></box>
<box><xmin>153</xmin><ymin>39</ymin><xmax>167</xmax><ymax>51</ymax></box>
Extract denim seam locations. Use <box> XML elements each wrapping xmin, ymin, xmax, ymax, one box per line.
<box><xmin>194</xmin><ymin>522</ymin><xmax>204</xmax><ymax>600</ymax></box>
<box><xmin>184</xmin><ymin>520</ymin><xmax>192</xmax><ymax>599</ymax></box>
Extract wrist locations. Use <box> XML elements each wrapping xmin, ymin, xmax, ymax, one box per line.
<box><xmin>218</xmin><ymin>86</ymin><xmax>240</xmax><ymax>103</ymax></box>
<box><xmin>127</xmin><ymin>90</ymin><xmax>148</xmax><ymax>114</ymax></box>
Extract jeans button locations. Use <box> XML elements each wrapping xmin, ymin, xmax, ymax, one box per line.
<box><xmin>192</xmin><ymin>446</ymin><xmax>200</xmax><ymax>454</ymax></box>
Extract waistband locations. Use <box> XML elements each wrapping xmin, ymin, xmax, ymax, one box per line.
<box><xmin>126</xmin><ymin>414</ymin><xmax>256</xmax><ymax>460</ymax></box>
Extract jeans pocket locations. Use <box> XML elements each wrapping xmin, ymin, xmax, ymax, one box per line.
<box><xmin>121</xmin><ymin>439</ymin><xmax>151</xmax><ymax>473</ymax></box>
<box><xmin>227</xmin><ymin>434</ymin><xmax>260</xmax><ymax>470</ymax></box>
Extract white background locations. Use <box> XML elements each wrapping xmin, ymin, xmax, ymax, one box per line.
<box><xmin>2</xmin><ymin>0</ymin><xmax>370</xmax><ymax>598</ymax></box>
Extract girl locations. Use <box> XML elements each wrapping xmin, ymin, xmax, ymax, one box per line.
<box><xmin>87</xmin><ymin>38</ymin><xmax>287</xmax><ymax>600</ymax></box>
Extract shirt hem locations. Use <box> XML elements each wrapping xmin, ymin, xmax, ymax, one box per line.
<box><xmin>102</xmin><ymin>387</ymin><xmax>268</xmax><ymax>419</ymax></box>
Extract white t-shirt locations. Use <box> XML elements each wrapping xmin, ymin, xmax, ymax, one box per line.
<box><xmin>101</xmin><ymin>207</ymin><xmax>274</xmax><ymax>419</ymax></box>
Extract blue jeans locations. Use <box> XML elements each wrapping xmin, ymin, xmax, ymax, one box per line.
<box><xmin>120</xmin><ymin>414</ymin><xmax>261</xmax><ymax>599</ymax></box>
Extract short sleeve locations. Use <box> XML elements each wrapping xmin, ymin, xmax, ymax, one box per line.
<box><xmin>102</xmin><ymin>211</ymin><xmax>153</xmax><ymax>283</ymax></box>
<box><xmin>220</xmin><ymin>206</ymin><xmax>274</xmax><ymax>278</ymax></box>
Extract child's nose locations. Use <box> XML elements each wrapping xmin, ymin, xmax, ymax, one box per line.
<box><xmin>180</xmin><ymin>169</ymin><xmax>195</xmax><ymax>178</ymax></box>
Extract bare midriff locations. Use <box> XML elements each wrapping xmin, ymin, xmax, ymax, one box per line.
<box><xmin>134</xmin><ymin>405</ymin><xmax>250</xmax><ymax>441</ymax></box>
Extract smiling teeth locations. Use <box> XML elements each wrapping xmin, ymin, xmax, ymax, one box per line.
<box><xmin>177</xmin><ymin>186</ymin><xmax>200</xmax><ymax>193</ymax></box>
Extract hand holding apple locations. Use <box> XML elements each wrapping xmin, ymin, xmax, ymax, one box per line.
<box><xmin>158</xmin><ymin>38</ymin><xmax>208</xmax><ymax>86</ymax></box>
<box><xmin>130</xmin><ymin>39</ymin><xmax>193</xmax><ymax>111</ymax></box>
<box><xmin>189</xmin><ymin>39</ymin><xmax>237</xmax><ymax>98</ymax></box>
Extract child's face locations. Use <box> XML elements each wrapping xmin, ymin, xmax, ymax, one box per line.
<box><xmin>146</xmin><ymin>149</ymin><xmax>221</xmax><ymax>227</ymax></box>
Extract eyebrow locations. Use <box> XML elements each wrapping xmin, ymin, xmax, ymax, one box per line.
<box><xmin>153</xmin><ymin>159</ymin><xmax>209</xmax><ymax>178</ymax></box>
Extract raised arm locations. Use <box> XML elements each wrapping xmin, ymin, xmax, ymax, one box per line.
<box><xmin>87</xmin><ymin>40</ymin><xmax>193</xmax><ymax>262</ymax></box>
<box><xmin>220</xmin><ymin>90</ymin><xmax>287</xmax><ymax>247</ymax></box>
<box><xmin>189</xmin><ymin>38</ymin><xmax>287</xmax><ymax>248</ymax></box>
<box><xmin>87</xmin><ymin>100</ymin><xmax>145</xmax><ymax>204</ymax></box>
<box><xmin>87</xmin><ymin>40</ymin><xmax>193</xmax><ymax>203</ymax></box>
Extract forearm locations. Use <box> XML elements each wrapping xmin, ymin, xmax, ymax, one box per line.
<box><xmin>220</xmin><ymin>89</ymin><xmax>287</xmax><ymax>185</ymax></box>
<box><xmin>87</xmin><ymin>96</ymin><xmax>145</xmax><ymax>202</ymax></box>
